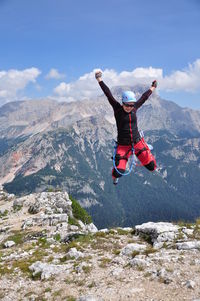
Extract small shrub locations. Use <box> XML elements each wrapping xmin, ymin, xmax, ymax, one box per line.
<box><xmin>65</xmin><ymin>297</ymin><xmax>76</xmax><ymax>301</ymax></box>
<box><xmin>113</xmin><ymin>249</ymin><xmax>120</xmax><ymax>255</ymax></box>
<box><xmin>88</xmin><ymin>281</ymin><xmax>96</xmax><ymax>288</ymax></box>
<box><xmin>95</xmin><ymin>232</ymin><xmax>107</xmax><ymax>238</ymax></box>
<box><xmin>13</xmin><ymin>205</ymin><xmax>23</xmax><ymax>212</ymax></box>
<box><xmin>140</xmin><ymin>233</ymin><xmax>152</xmax><ymax>245</ymax></box>
<box><xmin>196</xmin><ymin>218</ymin><xmax>200</xmax><ymax>226</ymax></box>
<box><xmin>53</xmin><ymin>290</ymin><xmax>62</xmax><ymax>297</ymax></box>
<box><xmin>136</xmin><ymin>265</ymin><xmax>144</xmax><ymax>272</ymax></box>
<box><xmin>69</xmin><ymin>196</ymin><xmax>92</xmax><ymax>224</ymax></box>
<box><xmin>143</xmin><ymin>247</ymin><xmax>157</xmax><ymax>256</ymax></box>
<box><xmin>0</xmin><ymin>210</ymin><xmax>8</xmax><ymax>218</ymax></box>
<box><xmin>3</xmin><ymin>231</ymin><xmax>24</xmax><ymax>245</ymax></box>
<box><xmin>32</xmin><ymin>271</ymin><xmax>42</xmax><ymax>280</ymax></box>
<box><xmin>53</xmin><ymin>233</ymin><xmax>61</xmax><ymax>242</ymax></box>
<box><xmin>68</xmin><ymin>216</ymin><xmax>80</xmax><ymax>227</ymax></box>
<box><xmin>82</xmin><ymin>265</ymin><xmax>92</xmax><ymax>274</ymax></box>
<box><xmin>99</xmin><ymin>257</ymin><xmax>112</xmax><ymax>268</ymax></box>
<box><xmin>0</xmin><ymin>265</ymin><xmax>14</xmax><ymax>276</ymax></box>
<box><xmin>116</xmin><ymin>228</ymin><xmax>130</xmax><ymax>235</ymax></box>
<box><xmin>131</xmin><ymin>250</ymin><xmax>140</xmax><ymax>258</ymax></box>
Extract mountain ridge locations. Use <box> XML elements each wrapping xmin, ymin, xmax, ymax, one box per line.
<box><xmin>0</xmin><ymin>86</ymin><xmax>200</xmax><ymax>228</ymax></box>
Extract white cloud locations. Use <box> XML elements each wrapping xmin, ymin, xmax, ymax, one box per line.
<box><xmin>45</xmin><ymin>68</ymin><xmax>66</xmax><ymax>80</ymax></box>
<box><xmin>160</xmin><ymin>59</ymin><xmax>200</xmax><ymax>92</ymax></box>
<box><xmin>0</xmin><ymin>67</ymin><xmax>41</xmax><ymax>105</ymax></box>
<box><xmin>53</xmin><ymin>59</ymin><xmax>200</xmax><ymax>102</ymax></box>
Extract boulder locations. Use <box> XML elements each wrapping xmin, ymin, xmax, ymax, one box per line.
<box><xmin>121</xmin><ymin>243</ymin><xmax>147</xmax><ymax>256</ymax></box>
<box><xmin>185</xmin><ymin>280</ymin><xmax>196</xmax><ymax>289</ymax></box>
<box><xmin>67</xmin><ymin>247</ymin><xmax>84</xmax><ymax>259</ymax></box>
<box><xmin>129</xmin><ymin>258</ymin><xmax>149</xmax><ymax>268</ymax></box>
<box><xmin>29</xmin><ymin>261</ymin><xmax>69</xmax><ymax>280</ymax></box>
<box><xmin>135</xmin><ymin>222</ymin><xmax>180</xmax><ymax>247</ymax></box>
<box><xmin>4</xmin><ymin>240</ymin><xmax>15</xmax><ymax>248</ymax></box>
<box><xmin>176</xmin><ymin>241</ymin><xmax>200</xmax><ymax>250</ymax></box>
<box><xmin>78</xmin><ymin>295</ymin><xmax>104</xmax><ymax>301</ymax></box>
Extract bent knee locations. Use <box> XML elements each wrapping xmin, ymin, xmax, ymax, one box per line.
<box><xmin>112</xmin><ymin>168</ymin><xmax>125</xmax><ymax>178</ymax></box>
<box><xmin>144</xmin><ymin>160</ymin><xmax>156</xmax><ymax>171</ymax></box>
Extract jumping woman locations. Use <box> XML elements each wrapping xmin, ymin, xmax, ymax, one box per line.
<box><xmin>95</xmin><ymin>70</ymin><xmax>157</xmax><ymax>185</ymax></box>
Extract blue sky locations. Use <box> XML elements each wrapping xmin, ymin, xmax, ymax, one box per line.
<box><xmin>0</xmin><ymin>0</ymin><xmax>200</xmax><ymax>109</ymax></box>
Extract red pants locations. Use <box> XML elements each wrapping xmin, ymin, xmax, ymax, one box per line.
<box><xmin>112</xmin><ymin>138</ymin><xmax>157</xmax><ymax>178</ymax></box>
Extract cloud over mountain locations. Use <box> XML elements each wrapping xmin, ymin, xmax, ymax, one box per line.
<box><xmin>53</xmin><ymin>59</ymin><xmax>200</xmax><ymax>102</ymax></box>
<box><xmin>0</xmin><ymin>67</ymin><xmax>41</xmax><ymax>104</ymax></box>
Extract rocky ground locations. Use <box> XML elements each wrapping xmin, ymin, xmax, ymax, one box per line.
<box><xmin>0</xmin><ymin>186</ymin><xmax>200</xmax><ymax>301</ymax></box>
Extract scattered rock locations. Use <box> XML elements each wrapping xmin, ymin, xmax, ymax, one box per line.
<box><xmin>78</xmin><ymin>296</ymin><xmax>104</xmax><ymax>301</ymax></box>
<box><xmin>29</xmin><ymin>261</ymin><xmax>70</xmax><ymax>280</ymax></box>
<box><xmin>98</xmin><ymin>228</ymin><xmax>109</xmax><ymax>233</ymax></box>
<box><xmin>135</xmin><ymin>222</ymin><xmax>180</xmax><ymax>248</ymax></box>
<box><xmin>110</xmin><ymin>267</ymin><xmax>123</xmax><ymax>276</ymax></box>
<box><xmin>4</xmin><ymin>240</ymin><xmax>15</xmax><ymax>248</ymax></box>
<box><xmin>129</xmin><ymin>257</ymin><xmax>149</xmax><ymax>268</ymax></box>
<box><xmin>67</xmin><ymin>247</ymin><xmax>84</xmax><ymax>259</ymax></box>
<box><xmin>121</xmin><ymin>243</ymin><xmax>147</xmax><ymax>256</ymax></box>
<box><xmin>176</xmin><ymin>241</ymin><xmax>200</xmax><ymax>250</ymax></box>
<box><xmin>185</xmin><ymin>280</ymin><xmax>196</xmax><ymax>289</ymax></box>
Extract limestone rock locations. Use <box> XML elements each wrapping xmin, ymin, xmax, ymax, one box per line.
<box><xmin>78</xmin><ymin>295</ymin><xmax>104</xmax><ymax>301</ymax></box>
<box><xmin>185</xmin><ymin>280</ymin><xmax>196</xmax><ymax>289</ymax></box>
<box><xmin>4</xmin><ymin>240</ymin><xmax>15</xmax><ymax>248</ymax></box>
<box><xmin>29</xmin><ymin>261</ymin><xmax>69</xmax><ymax>280</ymax></box>
<box><xmin>67</xmin><ymin>247</ymin><xmax>84</xmax><ymax>259</ymax></box>
<box><xmin>176</xmin><ymin>241</ymin><xmax>200</xmax><ymax>250</ymax></box>
<box><xmin>135</xmin><ymin>222</ymin><xmax>180</xmax><ymax>247</ymax></box>
<box><xmin>121</xmin><ymin>243</ymin><xmax>147</xmax><ymax>256</ymax></box>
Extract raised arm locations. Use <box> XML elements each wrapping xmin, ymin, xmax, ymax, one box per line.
<box><xmin>134</xmin><ymin>80</ymin><xmax>157</xmax><ymax>110</ymax></box>
<box><xmin>95</xmin><ymin>70</ymin><xmax>120</xmax><ymax>110</ymax></box>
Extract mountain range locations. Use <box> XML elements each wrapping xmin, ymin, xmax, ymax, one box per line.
<box><xmin>0</xmin><ymin>85</ymin><xmax>200</xmax><ymax>228</ymax></box>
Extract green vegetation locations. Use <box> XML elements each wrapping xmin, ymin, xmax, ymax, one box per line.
<box><xmin>53</xmin><ymin>233</ymin><xmax>61</xmax><ymax>242</ymax></box>
<box><xmin>69</xmin><ymin>196</ymin><xmax>92</xmax><ymax>224</ymax></box>
<box><xmin>82</xmin><ymin>265</ymin><xmax>92</xmax><ymax>274</ymax></box>
<box><xmin>88</xmin><ymin>281</ymin><xmax>96</xmax><ymax>288</ymax></box>
<box><xmin>2</xmin><ymin>231</ymin><xmax>25</xmax><ymax>246</ymax></box>
<box><xmin>143</xmin><ymin>247</ymin><xmax>157</xmax><ymax>256</ymax></box>
<box><xmin>178</xmin><ymin>220</ymin><xmax>193</xmax><ymax>229</ymax></box>
<box><xmin>139</xmin><ymin>233</ymin><xmax>152</xmax><ymax>245</ymax></box>
<box><xmin>0</xmin><ymin>209</ymin><xmax>8</xmax><ymax>218</ymax></box>
<box><xmin>65</xmin><ymin>297</ymin><xmax>76</xmax><ymax>301</ymax></box>
<box><xmin>113</xmin><ymin>249</ymin><xmax>120</xmax><ymax>255</ymax></box>
<box><xmin>116</xmin><ymin>228</ymin><xmax>131</xmax><ymax>235</ymax></box>
<box><xmin>99</xmin><ymin>257</ymin><xmax>112</xmax><ymax>268</ymax></box>
<box><xmin>13</xmin><ymin>204</ymin><xmax>23</xmax><ymax>212</ymax></box>
<box><xmin>131</xmin><ymin>250</ymin><xmax>140</xmax><ymax>258</ymax></box>
<box><xmin>68</xmin><ymin>216</ymin><xmax>80</xmax><ymax>227</ymax></box>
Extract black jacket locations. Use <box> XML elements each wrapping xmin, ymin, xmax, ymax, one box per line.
<box><xmin>99</xmin><ymin>81</ymin><xmax>152</xmax><ymax>145</ymax></box>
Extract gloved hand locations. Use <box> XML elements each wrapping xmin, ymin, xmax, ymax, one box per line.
<box><xmin>95</xmin><ymin>70</ymin><xmax>102</xmax><ymax>79</ymax></box>
<box><xmin>151</xmin><ymin>80</ymin><xmax>158</xmax><ymax>88</ymax></box>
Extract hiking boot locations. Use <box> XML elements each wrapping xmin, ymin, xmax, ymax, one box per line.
<box><xmin>113</xmin><ymin>178</ymin><xmax>119</xmax><ymax>185</ymax></box>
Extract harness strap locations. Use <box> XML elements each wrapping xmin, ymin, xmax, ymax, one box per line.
<box><xmin>135</xmin><ymin>147</ymin><xmax>147</xmax><ymax>157</ymax></box>
<box><xmin>112</xmin><ymin>143</ymin><xmax>135</xmax><ymax>176</ymax></box>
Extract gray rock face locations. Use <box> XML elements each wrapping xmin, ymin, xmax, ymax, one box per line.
<box><xmin>135</xmin><ymin>222</ymin><xmax>180</xmax><ymax>248</ymax></box>
<box><xmin>67</xmin><ymin>247</ymin><xmax>84</xmax><ymax>259</ymax></box>
<box><xmin>121</xmin><ymin>243</ymin><xmax>147</xmax><ymax>256</ymax></box>
<box><xmin>29</xmin><ymin>261</ymin><xmax>70</xmax><ymax>280</ymax></box>
<box><xmin>176</xmin><ymin>241</ymin><xmax>200</xmax><ymax>250</ymax></box>
<box><xmin>129</xmin><ymin>258</ymin><xmax>149</xmax><ymax>268</ymax></box>
<box><xmin>185</xmin><ymin>280</ymin><xmax>196</xmax><ymax>289</ymax></box>
<box><xmin>22</xmin><ymin>213</ymin><xmax>68</xmax><ymax>228</ymax></box>
<box><xmin>4</xmin><ymin>240</ymin><xmax>15</xmax><ymax>248</ymax></box>
<box><xmin>78</xmin><ymin>296</ymin><xmax>105</xmax><ymax>301</ymax></box>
